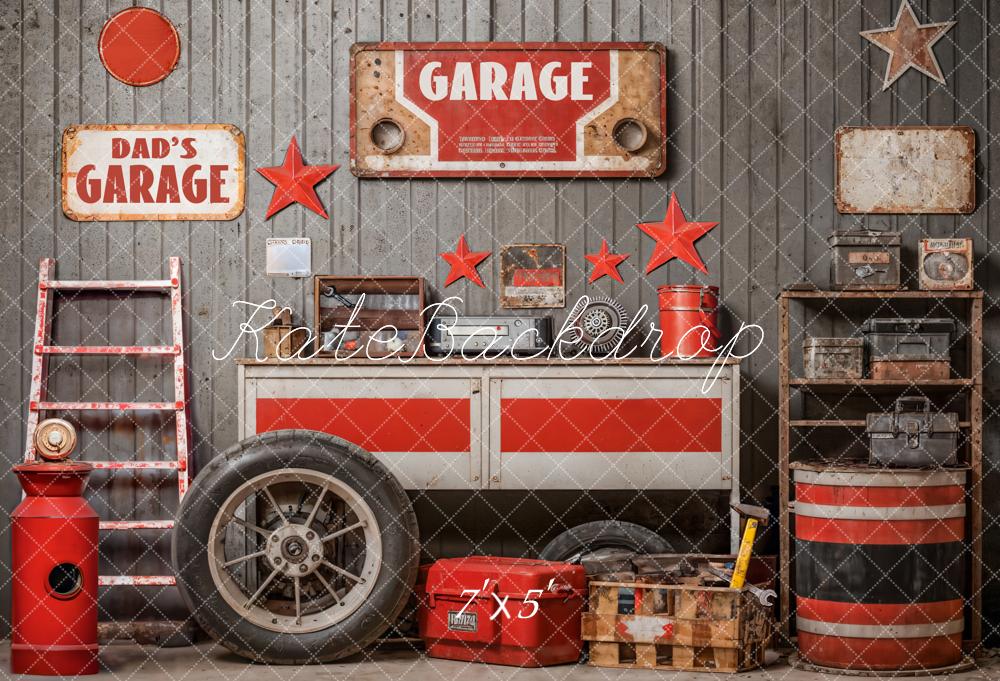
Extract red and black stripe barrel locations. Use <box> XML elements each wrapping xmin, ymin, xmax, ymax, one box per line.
<box><xmin>792</xmin><ymin>463</ymin><xmax>966</xmax><ymax>671</ymax></box>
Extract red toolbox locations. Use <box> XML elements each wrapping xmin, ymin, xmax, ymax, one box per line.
<box><xmin>418</xmin><ymin>556</ymin><xmax>586</xmax><ymax>667</ymax></box>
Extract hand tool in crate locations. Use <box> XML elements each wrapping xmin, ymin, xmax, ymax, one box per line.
<box><xmin>866</xmin><ymin>396</ymin><xmax>959</xmax><ymax>467</ymax></box>
<box><xmin>828</xmin><ymin>230</ymin><xmax>901</xmax><ymax>290</ymax></box>
<box><xmin>803</xmin><ymin>337</ymin><xmax>863</xmax><ymax>379</ymax></box>
<box><xmin>417</xmin><ymin>556</ymin><xmax>586</xmax><ymax>667</ymax></box>
<box><xmin>862</xmin><ymin>317</ymin><xmax>955</xmax><ymax>380</ymax></box>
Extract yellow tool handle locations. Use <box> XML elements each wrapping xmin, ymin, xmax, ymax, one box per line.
<box><xmin>730</xmin><ymin>517</ymin><xmax>758</xmax><ymax>589</ymax></box>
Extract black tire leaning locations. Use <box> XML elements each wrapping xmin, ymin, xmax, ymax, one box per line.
<box><xmin>171</xmin><ymin>430</ymin><xmax>419</xmax><ymax>664</ymax></box>
<box><xmin>538</xmin><ymin>520</ymin><xmax>672</xmax><ymax>563</ymax></box>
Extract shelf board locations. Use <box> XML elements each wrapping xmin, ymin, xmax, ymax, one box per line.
<box><xmin>780</xmin><ymin>289</ymin><xmax>983</xmax><ymax>300</ymax></box>
<box><xmin>789</xmin><ymin>378</ymin><xmax>974</xmax><ymax>393</ymax></box>
<box><xmin>790</xmin><ymin>419</ymin><xmax>972</xmax><ymax>428</ymax></box>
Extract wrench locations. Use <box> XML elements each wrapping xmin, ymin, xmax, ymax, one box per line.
<box><xmin>706</xmin><ymin>567</ymin><xmax>776</xmax><ymax>607</ymax></box>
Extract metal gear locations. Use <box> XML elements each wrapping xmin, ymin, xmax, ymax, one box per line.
<box><xmin>570</xmin><ymin>297</ymin><xmax>630</xmax><ymax>355</ymax></box>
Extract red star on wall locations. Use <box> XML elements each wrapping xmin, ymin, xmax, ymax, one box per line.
<box><xmin>860</xmin><ymin>0</ymin><xmax>955</xmax><ymax>90</ymax></box>
<box><xmin>257</xmin><ymin>136</ymin><xmax>339</xmax><ymax>219</ymax></box>
<box><xmin>637</xmin><ymin>193</ymin><xmax>718</xmax><ymax>274</ymax></box>
<box><xmin>441</xmin><ymin>235</ymin><xmax>490</xmax><ymax>287</ymax></box>
<box><xmin>585</xmin><ymin>239</ymin><xmax>629</xmax><ymax>283</ymax></box>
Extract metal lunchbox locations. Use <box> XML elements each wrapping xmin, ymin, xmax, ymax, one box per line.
<box><xmin>866</xmin><ymin>397</ymin><xmax>959</xmax><ymax>467</ymax></box>
<box><xmin>828</xmin><ymin>230</ymin><xmax>901</xmax><ymax>290</ymax></box>
<box><xmin>803</xmin><ymin>337</ymin><xmax>863</xmax><ymax>379</ymax></box>
<box><xmin>862</xmin><ymin>317</ymin><xmax>954</xmax><ymax>360</ymax></box>
<box><xmin>418</xmin><ymin>556</ymin><xmax>586</xmax><ymax>667</ymax></box>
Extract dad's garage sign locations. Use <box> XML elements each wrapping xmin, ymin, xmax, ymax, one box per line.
<box><xmin>62</xmin><ymin>124</ymin><xmax>245</xmax><ymax>221</ymax></box>
<box><xmin>351</xmin><ymin>42</ymin><xmax>666</xmax><ymax>177</ymax></box>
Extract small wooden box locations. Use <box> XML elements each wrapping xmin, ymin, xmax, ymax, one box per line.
<box><xmin>582</xmin><ymin>580</ymin><xmax>773</xmax><ymax>673</ymax></box>
<box><xmin>262</xmin><ymin>325</ymin><xmax>309</xmax><ymax>359</ymax></box>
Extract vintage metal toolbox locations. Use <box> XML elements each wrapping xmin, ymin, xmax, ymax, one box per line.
<box><xmin>803</xmin><ymin>337</ymin><xmax>863</xmax><ymax>379</ymax></box>
<box><xmin>861</xmin><ymin>317</ymin><xmax>954</xmax><ymax>362</ymax></box>
<box><xmin>919</xmin><ymin>238</ymin><xmax>974</xmax><ymax>290</ymax></box>
<box><xmin>828</xmin><ymin>230</ymin><xmax>901</xmax><ymax>290</ymax></box>
<box><xmin>426</xmin><ymin>315</ymin><xmax>552</xmax><ymax>356</ymax></box>
<box><xmin>418</xmin><ymin>556</ymin><xmax>585</xmax><ymax>667</ymax></box>
<box><xmin>866</xmin><ymin>397</ymin><xmax>959</xmax><ymax>467</ymax></box>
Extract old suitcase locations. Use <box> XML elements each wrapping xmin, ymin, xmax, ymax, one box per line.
<box><xmin>418</xmin><ymin>556</ymin><xmax>585</xmax><ymax>667</ymax></box>
<box><xmin>862</xmin><ymin>317</ymin><xmax>954</xmax><ymax>363</ymax></box>
<box><xmin>828</xmin><ymin>230</ymin><xmax>901</xmax><ymax>290</ymax></box>
<box><xmin>870</xmin><ymin>358</ymin><xmax>950</xmax><ymax>381</ymax></box>
<box><xmin>866</xmin><ymin>397</ymin><xmax>959</xmax><ymax>467</ymax></box>
<box><xmin>919</xmin><ymin>238</ymin><xmax>974</xmax><ymax>290</ymax></box>
<box><xmin>803</xmin><ymin>337</ymin><xmax>863</xmax><ymax>379</ymax></box>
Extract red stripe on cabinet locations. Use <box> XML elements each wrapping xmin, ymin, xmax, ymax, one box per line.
<box><xmin>500</xmin><ymin>398</ymin><xmax>722</xmax><ymax>453</ymax></box>
<box><xmin>256</xmin><ymin>398</ymin><xmax>470</xmax><ymax>452</ymax></box>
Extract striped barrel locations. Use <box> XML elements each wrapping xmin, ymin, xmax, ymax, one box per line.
<box><xmin>793</xmin><ymin>464</ymin><xmax>967</xmax><ymax>671</ymax></box>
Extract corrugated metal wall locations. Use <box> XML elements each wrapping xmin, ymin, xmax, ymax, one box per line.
<box><xmin>1</xmin><ymin>0</ymin><xmax>996</xmax><ymax>636</ymax></box>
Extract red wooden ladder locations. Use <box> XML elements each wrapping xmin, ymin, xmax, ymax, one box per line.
<box><xmin>25</xmin><ymin>257</ymin><xmax>189</xmax><ymax>587</ymax></box>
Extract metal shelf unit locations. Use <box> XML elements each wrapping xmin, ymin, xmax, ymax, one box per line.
<box><xmin>777</xmin><ymin>289</ymin><xmax>984</xmax><ymax>647</ymax></box>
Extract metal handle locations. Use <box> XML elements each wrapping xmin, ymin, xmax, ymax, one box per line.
<box><xmin>895</xmin><ymin>396</ymin><xmax>931</xmax><ymax>413</ymax></box>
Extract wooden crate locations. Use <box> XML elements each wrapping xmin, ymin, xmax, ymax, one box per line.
<box><xmin>582</xmin><ymin>580</ymin><xmax>773</xmax><ymax>673</ymax></box>
<box><xmin>312</xmin><ymin>276</ymin><xmax>425</xmax><ymax>357</ymax></box>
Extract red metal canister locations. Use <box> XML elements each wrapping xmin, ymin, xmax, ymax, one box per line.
<box><xmin>657</xmin><ymin>285</ymin><xmax>720</xmax><ymax>358</ymax></box>
<box><xmin>11</xmin><ymin>462</ymin><xmax>99</xmax><ymax>675</ymax></box>
<box><xmin>418</xmin><ymin>556</ymin><xmax>585</xmax><ymax>667</ymax></box>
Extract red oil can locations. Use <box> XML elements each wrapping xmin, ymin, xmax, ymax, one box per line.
<box><xmin>11</xmin><ymin>462</ymin><xmax>99</xmax><ymax>675</ymax></box>
<box><xmin>418</xmin><ymin>556</ymin><xmax>585</xmax><ymax>667</ymax></box>
<box><xmin>657</xmin><ymin>284</ymin><xmax>720</xmax><ymax>358</ymax></box>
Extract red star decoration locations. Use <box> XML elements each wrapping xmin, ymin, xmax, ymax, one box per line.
<box><xmin>637</xmin><ymin>193</ymin><xmax>718</xmax><ymax>274</ymax></box>
<box><xmin>441</xmin><ymin>235</ymin><xmax>490</xmax><ymax>288</ymax></box>
<box><xmin>257</xmin><ymin>136</ymin><xmax>339</xmax><ymax>219</ymax></box>
<box><xmin>585</xmin><ymin>239</ymin><xmax>629</xmax><ymax>283</ymax></box>
<box><xmin>860</xmin><ymin>0</ymin><xmax>955</xmax><ymax>90</ymax></box>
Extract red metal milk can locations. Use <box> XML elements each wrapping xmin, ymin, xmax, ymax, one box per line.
<box><xmin>657</xmin><ymin>284</ymin><xmax>720</xmax><ymax>358</ymax></box>
<box><xmin>11</xmin><ymin>461</ymin><xmax>99</xmax><ymax>675</ymax></box>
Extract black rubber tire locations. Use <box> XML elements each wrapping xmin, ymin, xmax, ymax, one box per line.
<box><xmin>538</xmin><ymin>520</ymin><xmax>672</xmax><ymax>563</ymax></box>
<box><xmin>171</xmin><ymin>430</ymin><xmax>419</xmax><ymax>664</ymax></box>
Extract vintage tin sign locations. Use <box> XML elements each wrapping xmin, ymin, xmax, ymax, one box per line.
<box><xmin>500</xmin><ymin>244</ymin><xmax>566</xmax><ymax>309</ymax></box>
<box><xmin>835</xmin><ymin>126</ymin><xmax>975</xmax><ymax>214</ymax></box>
<box><xmin>350</xmin><ymin>42</ymin><xmax>667</xmax><ymax>177</ymax></box>
<box><xmin>62</xmin><ymin>124</ymin><xmax>246</xmax><ymax>221</ymax></box>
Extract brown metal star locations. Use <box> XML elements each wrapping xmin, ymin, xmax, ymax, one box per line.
<box><xmin>860</xmin><ymin>0</ymin><xmax>955</xmax><ymax>91</ymax></box>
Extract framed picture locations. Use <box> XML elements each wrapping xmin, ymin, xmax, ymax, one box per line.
<box><xmin>499</xmin><ymin>244</ymin><xmax>566</xmax><ymax>309</ymax></box>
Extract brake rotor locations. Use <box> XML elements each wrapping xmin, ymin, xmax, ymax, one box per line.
<box><xmin>34</xmin><ymin>418</ymin><xmax>77</xmax><ymax>461</ymax></box>
<box><xmin>571</xmin><ymin>297</ymin><xmax>630</xmax><ymax>355</ymax></box>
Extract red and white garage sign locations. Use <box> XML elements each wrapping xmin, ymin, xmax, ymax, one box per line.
<box><xmin>62</xmin><ymin>124</ymin><xmax>246</xmax><ymax>221</ymax></box>
<box><xmin>351</xmin><ymin>42</ymin><xmax>667</xmax><ymax>177</ymax></box>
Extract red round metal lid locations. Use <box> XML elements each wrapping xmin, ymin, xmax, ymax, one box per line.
<box><xmin>98</xmin><ymin>7</ymin><xmax>180</xmax><ymax>86</ymax></box>
<box><xmin>14</xmin><ymin>461</ymin><xmax>93</xmax><ymax>474</ymax></box>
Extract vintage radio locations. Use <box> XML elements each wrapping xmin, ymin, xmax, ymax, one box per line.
<box><xmin>919</xmin><ymin>238</ymin><xmax>974</xmax><ymax>290</ymax></box>
<box><xmin>828</xmin><ymin>230</ymin><xmax>901</xmax><ymax>290</ymax></box>
<box><xmin>426</xmin><ymin>315</ymin><xmax>551</xmax><ymax>356</ymax></box>
<box><xmin>867</xmin><ymin>397</ymin><xmax>959</xmax><ymax>467</ymax></box>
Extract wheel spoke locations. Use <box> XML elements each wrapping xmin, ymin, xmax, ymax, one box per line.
<box><xmin>221</xmin><ymin>550</ymin><xmax>266</xmax><ymax>568</ymax></box>
<box><xmin>243</xmin><ymin>568</ymin><xmax>280</xmax><ymax>609</ymax></box>
<box><xmin>323</xmin><ymin>560</ymin><xmax>363</xmax><ymax>584</ymax></box>
<box><xmin>229</xmin><ymin>516</ymin><xmax>270</xmax><ymax>538</ymax></box>
<box><xmin>313</xmin><ymin>569</ymin><xmax>343</xmax><ymax>602</ymax></box>
<box><xmin>304</xmin><ymin>486</ymin><xmax>327</xmax><ymax>528</ymax></box>
<box><xmin>293</xmin><ymin>577</ymin><xmax>302</xmax><ymax>625</ymax></box>
<box><xmin>320</xmin><ymin>520</ymin><xmax>366</xmax><ymax>543</ymax></box>
<box><xmin>261</xmin><ymin>485</ymin><xmax>289</xmax><ymax>526</ymax></box>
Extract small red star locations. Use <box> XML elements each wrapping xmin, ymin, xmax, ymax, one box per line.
<box><xmin>585</xmin><ymin>239</ymin><xmax>629</xmax><ymax>283</ymax></box>
<box><xmin>257</xmin><ymin>136</ymin><xmax>339</xmax><ymax>219</ymax></box>
<box><xmin>441</xmin><ymin>235</ymin><xmax>490</xmax><ymax>287</ymax></box>
<box><xmin>637</xmin><ymin>193</ymin><xmax>718</xmax><ymax>274</ymax></box>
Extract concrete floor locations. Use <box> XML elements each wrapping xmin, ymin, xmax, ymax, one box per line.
<box><xmin>0</xmin><ymin>643</ymin><xmax>997</xmax><ymax>681</ymax></box>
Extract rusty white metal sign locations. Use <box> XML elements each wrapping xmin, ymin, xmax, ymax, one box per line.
<box><xmin>62</xmin><ymin>124</ymin><xmax>246</xmax><ymax>221</ymax></box>
<box><xmin>350</xmin><ymin>42</ymin><xmax>667</xmax><ymax>178</ymax></box>
<box><xmin>835</xmin><ymin>126</ymin><xmax>975</xmax><ymax>214</ymax></box>
<box><xmin>500</xmin><ymin>244</ymin><xmax>565</xmax><ymax>309</ymax></box>
<box><xmin>265</xmin><ymin>238</ymin><xmax>311</xmax><ymax>277</ymax></box>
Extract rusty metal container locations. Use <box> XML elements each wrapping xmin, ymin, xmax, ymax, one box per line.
<box><xmin>828</xmin><ymin>230</ymin><xmax>901</xmax><ymax>290</ymax></box>
<box><xmin>919</xmin><ymin>238</ymin><xmax>974</xmax><ymax>290</ymax></box>
<box><xmin>866</xmin><ymin>397</ymin><xmax>959</xmax><ymax>467</ymax></box>
<box><xmin>803</xmin><ymin>337</ymin><xmax>863</xmax><ymax>379</ymax></box>
<box><xmin>870</xmin><ymin>359</ymin><xmax>950</xmax><ymax>381</ymax></box>
<box><xmin>862</xmin><ymin>318</ymin><xmax>954</xmax><ymax>363</ymax></box>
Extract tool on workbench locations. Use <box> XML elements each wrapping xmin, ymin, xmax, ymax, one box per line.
<box><xmin>730</xmin><ymin>503</ymin><xmax>770</xmax><ymax>590</ymax></box>
<box><xmin>706</xmin><ymin>566</ymin><xmax>776</xmax><ymax>607</ymax></box>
